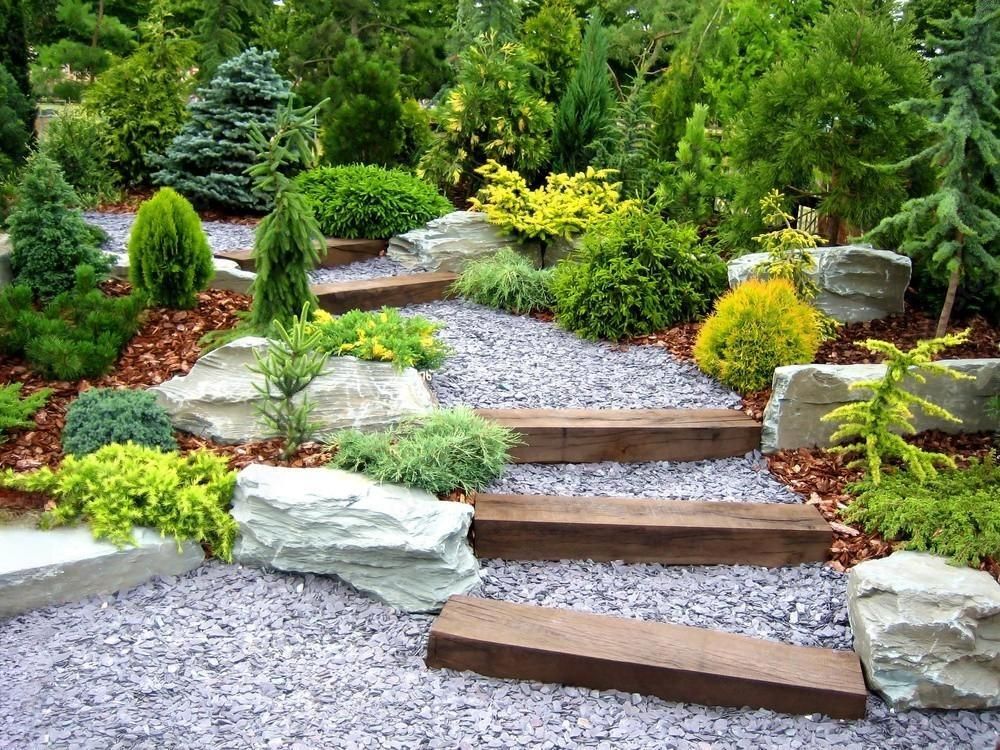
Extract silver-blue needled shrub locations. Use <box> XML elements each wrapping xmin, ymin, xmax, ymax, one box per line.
<box><xmin>62</xmin><ymin>388</ymin><xmax>177</xmax><ymax>457</ymax></box>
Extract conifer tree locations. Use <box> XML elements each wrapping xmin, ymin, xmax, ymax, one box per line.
<box><xmin>320</xmin><ymin>38</ymin><xmax>404</xmax><ymax>167</ymax></box>
<box><xmin>448</xmin><ymin>0</ymin><xmax>522</xmax><ymax>54</ymax></box>
<box><xmin>194</xmin><ymin>0</ymin><xmax>271</xmax><ymax>81</ymax></box>
<box><xmin>657</xmin><ymin>103</ymin><xmax>719</xmax><ymax>224</ymax></box>
<box><xmin>0</xmin><ymin>65</ymin><xmax>32</xmax><ymax>178</ymax></box>
<box><xmin>867</xmin><ymin>1</ymin><xmax>1000</xmax><ymax>335</ymax></box>
<box><xmin>247</xmin><ymin>100</ymin><xmax>326</xmax><ymax>331</ymax></box>
<box><xmin>522</xmin><ymin>0</ymin><xmax>581</xmax><ymax>99</ymax></box>
<box><xmin>154</xmin><ymin>48</ymin><xmax>292</xmax><ymax>211</ymax></box>
<box><xmin>551</xmin><ymin>12</ymin><xmax>614</xmax><ymax>175</ymax></box>
<box><xmin>0</xmin><ymin>0</ymin><xmax>30</xmax><ymax>98</ymax></box>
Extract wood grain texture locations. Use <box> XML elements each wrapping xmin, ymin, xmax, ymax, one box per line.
<box><xmin>426</xmin><ymin>596</ymin><xmax>868</xmax><ymax>719</ymax></box>
<box><xmin>313</xmin><ymin>272</ymin><xmax>458</xmax><ymax>314</ymax></box>
<box><xmin>215</xmin><ymin>238</ymin><xmax>387</xmax><ymax>272</ymax></box>
<box><xmin>472</xmin><ymin>494</ymin><xmax>831</xmax><ymax>566</ymax></box>
<box><xmin>476</xmin><ymin>408</ymin><xmax>761</xmax><ymax>463</ymax></box>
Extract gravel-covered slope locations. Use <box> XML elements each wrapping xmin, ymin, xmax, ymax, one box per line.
<box><xmin>85</xmin><ymin>212</ymin><xmax>256</xmax><ymax>254</ymax></box>
<box><xmin>2</xmin><ymin>563</ymin><xmax>997</xmax><ymax>750</ymax></box>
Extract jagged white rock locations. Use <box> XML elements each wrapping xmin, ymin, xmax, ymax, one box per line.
<box><xmin>848</xmin><ymin>551</ymin><xmax>1000</xmax><ymax>710</ymax></box>
<box><xmin>232</xmin><ymin>464</ymin><xmax>480</xmax><ymax>612</ymax></box>
<box><xmin>0</xmin><ymin>524</ymin><xmax>203</xmax><ymax>618</ymax></box>
<box><xmin>151</xmin><ymin>337</ymin><xmax>436</xmax><ymax>444</ymax></box>
<box><xmin>110</xmin><ymin>252</ymin><xmax>256</xmax><ymax>294</ymax></box>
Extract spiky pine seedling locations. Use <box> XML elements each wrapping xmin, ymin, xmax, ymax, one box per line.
<box><xmin>821</xmin><ymin>330</ymin><xmax>974</xmax><ymax>484</ymax></box>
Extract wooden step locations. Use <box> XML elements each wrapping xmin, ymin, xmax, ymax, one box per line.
<box><xmin>215</xmin><ymin>237</ymin><xmax>387</xmax><ymax>272</ymax></box>
<box><xmin>312</xmin><ymin>272</ymin><xmax>458</xmax><ymax>314</ymax></box>
<box><xmin>473</xmin><ymin>494</ymin><xmax>831</xmax><ymax>566</ymax></box>
<box><xmin>426</xmin><ymin>596</ymin><xmax>868</xmax><ymax>719</ymax></box>
<box><xmin>476</xmin><ymin>408</ymin><xmax>761</xmax><ymax>463</ymax></box>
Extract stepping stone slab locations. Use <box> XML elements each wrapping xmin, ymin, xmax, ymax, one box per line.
<box><xmin>761</xmin><ymin>359</ymin><xmax>1000</xmax><ymax>453</ymax></box>
<box><xmin>848</xmin><ymin>551</ymin><xmax>1000</xmax><ymax>711</ymax></box>
<box><xmin>232</xmin><ymin>464</ymin><xmax>480</xmax><ymax>612</ymax></box>
<box><xmin>388</xmin><ymin>211</ymin><xmax>542</xmax><ymax>272</ymax></box>
<box><xmin>151</xmin><ymin>337</ymin><xmax>436</xmax><ymax>444</ymax></box>
<box><xmin>0</xmin><ymin>524</ymin><xmax>203</xmax><ymax>618</ymax></box>
<box><xmin>426</xmin><ymin>595</ymin><xmax>868</xmax><ymax>719</ymax></box>
<box><xmin>727</xmin><ymin>245</ymin><xmax>911</xmax><ymax>323</ymax></box>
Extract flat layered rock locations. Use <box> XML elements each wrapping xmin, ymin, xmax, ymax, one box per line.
<box><xmin>761</xmin><ymin>359</ymin><xmax>1000</xmax><ymax>453</ymax></box>
<box><xmin>0</xmin><ymin>524</ymin><xmax>203</xmax><ymax>618</ymax></box>
<box><xmin>727</xmin><ymin>245</ymin><xmax>911</xmax><ymax>323</ymax></box>
<box><xmin>848</xmin><ymin>551</ymin><xmax>1000</xmax><ymax>710</ymax></box>
<box><xmin>232</xmin><ymin>464</ymin><xmax>480</xmax><ymax>612</ymax></box>
<box><xmin>111</xmin><ymin>252</ymin><xmax>256</xmax><ymax>295</ymax></box>
<box><xmin>151</xmin><ymin>337</ymin><xmax>436</xmax><ymax>444</ymax></box>
<box><xmin>388</xmin><ymin>211</ymin><xmax>541</xmax><ymax>272</ymax></box>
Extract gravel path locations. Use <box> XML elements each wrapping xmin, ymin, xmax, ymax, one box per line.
<box><xmin>3</xmin><ymin>563</ymin><xmax>997</xmax><ymax>750</ymax></box>
<box><xmin>85</xmin><ymin>212</ymin><xmax>256</xmax><ymax>254</ymax></box>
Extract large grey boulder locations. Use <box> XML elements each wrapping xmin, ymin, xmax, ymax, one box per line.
<box><xmin>762</xmin><ymin>358</ymin><xmax>999</xmax><ymax>453</ymax></box>
<box><xmin>388</xmin><ymin>211</ymin><xmax>542</xmax><ymax>272</ymax></box>
<box><xmin>0</xmin><ymin>524</ymin><xmax>203</xmax><ymax>618</ymax></box>
<box><xmin>232</xmin><ymin>464</ymin><xmax>480</xmax><ymax>612</ymax></box>
<box><xmin>848</xmin><ymin>551</ymin><xmax>1000</xmax><ymax>710</ymax></box>
<box><xmin>151</xmin><ymin>337</ymin><xmax>436</xmax><ymax>444</ymax></box>
<box><xmin>727</xmin><ymin>245</ymin><xmax>911</xmax><ymax>323</ymax></box>
<box><xmin>111</xmin><ymin>252</ymin><xmax>256</xmax><ymax>295</ymax></box>
<box><xmin>0</xmin><ymin>233</ymin><xmax>11</xmax><ymax>290</ymax></box>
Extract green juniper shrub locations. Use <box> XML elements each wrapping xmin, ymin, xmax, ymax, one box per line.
<box><xmin>821</xmin><ymin>331</ymin><xmax>973</xmax><ymax>484</ymax></box>
<box><xmin>37</xmin><ymin>108</ymin><xmax>120</xmax><ymax>208</ymax></box>
<box><xmin>0</xmin><ymin>383</ymin><xmax>51</xmax><ymax>441</ymax></box>
<box><xmin>0</xmin><ymin>443</ymin><xmax>239</xmax><ymax>561</ymax></box>
<box><xmin>62</xmin><ymin>388</ymin><xmax>177</xmax><ymax>457</ymax></box>
<box><xmin>844</xmin><ymin>454</ymin><xmax>999</xmax><ymax>567</ymax></box>
<box><xmin>552</xmin><ymin>207</ymin><xmax>727</xmax><ymax>341</ymax></box>
<box><xmin>398</xmin><ymin>99</ymin><xmax>433</xmax><ymax>168</ymax></box>
<box><xmin>7</xmin><ymin>153</ymin><xmax>110</xmax><ymax>300</ymax></box>
<box><xmin>249</xmin><ymin>305</ymin><xmax>328</xmax><ymax>460</ymax></box>
<box><xmin>693</xmin><ymin>278</ymin><xmax>822</xmax><ymax>393</ymax></box>
<box><xmin>312</xmin><ymin>307</ymin><xmax>448</xmax><ymax>371</ymax></box>
<box><xmin>0</xmin><ymin>264</ymin><xmax>145</xmax><ymax>380</ymax></box>
<box><xmin>128</xmin><ymin>188</ymin><xmax>214</xmax><ymax>309</ymax></box>
<box><xmin>451</xmin><ymin>248</ymin><xmax>555</xmax><ymax>315</ymax></box>
<box><xmin>295</xmin><ymin>165</ymin><xmax>451</xmax><ymax>239</ymax></box>
<box><xmin>329</xmin><ymin>407</ymin><xmax>518</xmax><ymax>495</ymax></box>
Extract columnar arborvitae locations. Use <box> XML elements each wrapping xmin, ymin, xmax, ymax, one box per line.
<box><xmin>247</xmin><ymin>101</ymin><xmax>326</xmax><ymax>331</ymax></box>
<box><xmin>867</xmin><ymin>1</ymin><xmax>1000</xmax><ymax>334</ymax></box>
<box><xmin>154</xmin><ymin>48</ymin><xmax>292</xmax><ymax>211</ymax></box>
<box><xmin>551</xmin><ymin>12</ymin><xmax>614</xmax><ymax>174</ymax></box>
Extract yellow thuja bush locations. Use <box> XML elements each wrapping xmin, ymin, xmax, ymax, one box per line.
<box><xmin>694</xmin><ymin>278</ymin><xmax>822</xmax><ymax>393</ymax></box>
<box><xmin>468</xmin><ymin>159</ymin><xmax>628</xmax><ymax>243</ymax></box>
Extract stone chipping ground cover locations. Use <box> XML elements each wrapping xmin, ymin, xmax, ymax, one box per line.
<box><xmin>3</xmin><ymin>213</ymin><xmax>997</xmax><ymax>748</ymax></box>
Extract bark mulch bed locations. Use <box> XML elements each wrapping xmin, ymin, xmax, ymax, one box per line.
<box><xmin>0</xmin><ymin>282</ymin><xmax>331</xmax><ymax>515</ymax></box>
<box><xmin>98</xmin><ymin>190</ymin><xmax>261</xmax><ymax>226</ymax></box>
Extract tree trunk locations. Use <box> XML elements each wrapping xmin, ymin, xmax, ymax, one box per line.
<box><xmin>936</xmin><ymin>261</ymin><xmax>961</xmax><ymax>337</ymax></box>
<box><xmin>92</xmin><ymin>0</ymin><xmax>105</xmax><ymax>48</ymax></box>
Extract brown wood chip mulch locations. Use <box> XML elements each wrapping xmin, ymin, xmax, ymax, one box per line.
<box><xmin>98</xmin><ymin>190</ymin><xmax>261</xmax><ymax>226</ymax></box>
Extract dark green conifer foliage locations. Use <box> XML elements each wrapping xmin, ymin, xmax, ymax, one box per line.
<box><xmin>7</xmin><ymin>153</ymin><xmax>109</xmax><ymax>300</ymax></box>
<box><xmin>321</xmin><ymin>38</ymin><xmax>404</xmax><ymax>167</ymax></box>
<box><xmin>448</xmin><ymin>0</ymin><xmax>522</xmax><ymax>54</ymax></box>
<box><xmin>866</xmin><ymin>2</ymin><xmax>1000</xmax><ymax>335</ymax></box>
<box><xmin>551</xmin><ymin>12</ymin><xmax>614</xmax><ymax>174</ymax></box>
<box><xmin>128</xmin><ymin>187</ymin><xmax>214</xmax><ymax>309</ymax></box>
<box><xmin>154</xmin><ymin>48</ymin><xmax>292</xmax><ymax>211</ymax></box>
<box><xmin>0</xmin><ymin>64</ymin><xmax>32</xmax><ymax>177</ymax></box>
<box><xmin>194</xmin><ymin>0</ymin><xmax>271</xmax><ymax>81</ymax></box>
<box><xmin>0</xmin><ymin>0</ymin><xmax>31</xmax><ymax>97</ymax></box>
<box><xmin>247</xmin><ymin>100</ymin><xmax>326</xmax><ymax>331</ymax></box>
<box><xmin>658</xmin><ymin>103</ymin><xmax>720</xmax><ymax>224</ymax></box>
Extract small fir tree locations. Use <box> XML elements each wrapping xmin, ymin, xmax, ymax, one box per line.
<box><xmin>657</xmin><ymin>103</ymin><xmax>720</xmax><ymax>224</ymax></box>
<box><xmin>551</xmin><ymin>12</ymin><xmax>614</xmax><ymax>175</ymax></box>
<box><xmin>154</xmin><ymin>48</ymin><xmax>292</xmax><ymax>211</ymax></box>
<box><xmin>320</xmin><ymin>39</ymin><xmax>404</xmax><ymax>167</ymax></box>
<box><xmin>522</xmin><ymin>0</ymin><xmax>581</xmax><ymax>99</ymax></box>
<box><xmin>246</xmin><ymin>99</ymin><xmax>326</xmax><ymax>332</ymax></box>
<box><xmin>7</xmin><ymin>153</ymin><xmax>109</xmax><ymax>300</ymax></box>
<box><xmin>128</xmin><ymin>188</ymin><xmax>214</xmax><ymax>309</ymax></box>
<box><xmin>0</xmin><ymin>64</ymin><xmax>31</xmax><ymax>177</ymax></box>
<box><xmin>866</xmin><ymin>2</ymin><xmax>1000</xmax><ymax>335</ymax></box>
<box><xmin>822</xmin><ymin>331</ymin><xmax>974</xmax><ymax>484</ymax></box>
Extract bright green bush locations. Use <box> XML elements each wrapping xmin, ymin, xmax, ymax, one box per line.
<box><xmin>822</xmin><ymin>331</ymin><xmax>973</xmax><ymax>484</ymax></box>
<box><xmin>311</xmin><ymin>307</ymin><xmax>448</xmax><ymax>371</ymax></box>
<box><xmin>0</xmin><ymin>443</ymin><xmax>238</xmax><ymax>561</ymax></box>
<box><xmin>0</xmin><ymin>264</ymin><xmax>145</xmax><ymax>380</ymax></box>
<box><xmin>329</xmin><ymin>407</ymin><xmax>518</xmax><ymax>495</ymax></box>
<box><xmin>37</xmin><ymin>108</ymin><xmax>119</xmax><ymax>207</ymax></box>
<box><xmin>553</xmin><ymin>208</ymin><xmax>726</xmax><ymax>341</ymax></box>
<box><xmin>0</xmin><ymin>383</ymin><xmax>51</xmax><ymax>441</ymax></box>
<box><xmin>693</xmin><ymin>278</ymin><xmax>821</xmax><ymax>393</ymax></box>
<box><xmin>128</xmin><ymin>188</ymin><xmax>214</xmax><ymax>309</ymax></box>
<box><xmin>7</xmin><ymin>153</ymin><xmax>110</xmax><ymax>300</ymax></box>
<box><xmin>62</xmin><ymin>388</ymin><xmax>177</xmax><ymax>457</ymax></box>
<box><xmin>451</xmin><ymin>248</ymin><xmax>555</xmax><ymax>314</ymax></box>
<box><xmin>845</xmin><ymin>454</ymin><xmax>1000</xmax><ymax>567</ymax></box>
<box><xmin>295</xmin><ymin>165</ymin><xmax>451</xmax><ymax>239</ymax></box>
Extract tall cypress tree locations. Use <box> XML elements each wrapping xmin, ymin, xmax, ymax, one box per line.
<box><xmin>551</xmin><ymin>12</ymin><xmax>613</xmax><ymax>174</ymax></box>
<box><xmin>867</xmin><ymin>1</ymin><xmax>1000</xmax><ymax>334</ymax></box>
